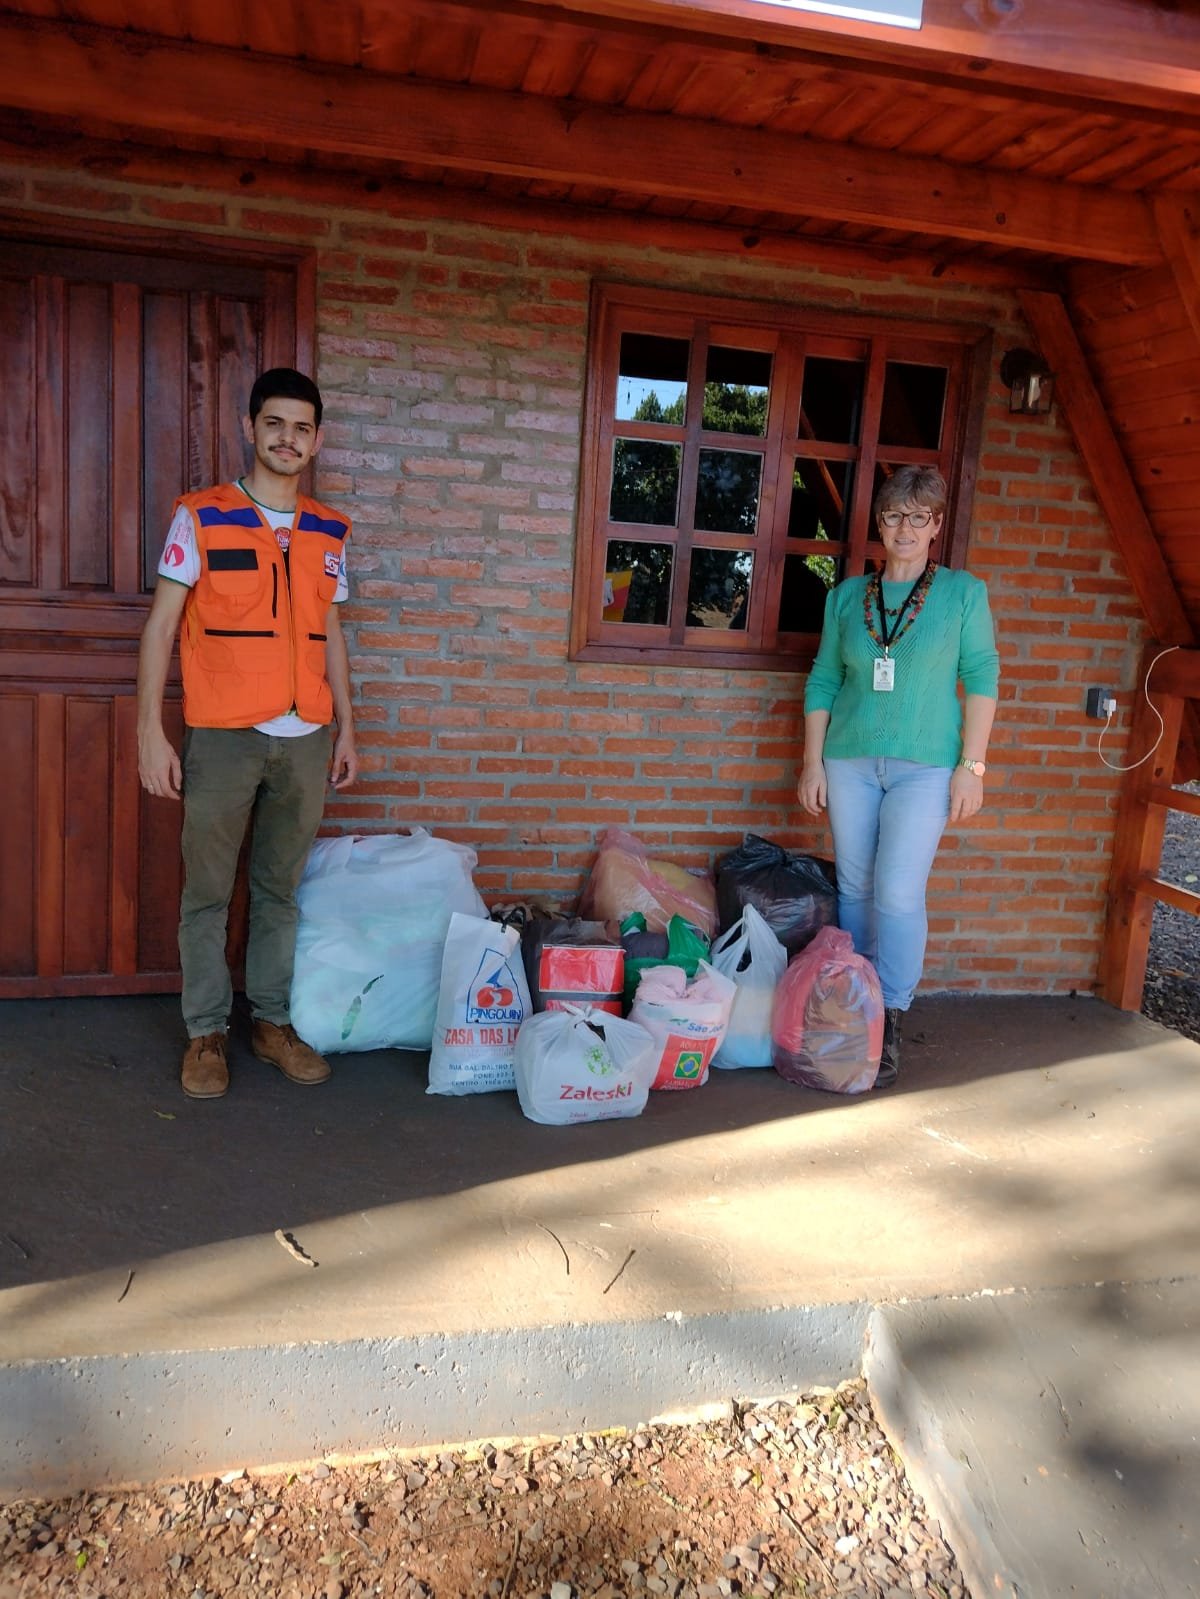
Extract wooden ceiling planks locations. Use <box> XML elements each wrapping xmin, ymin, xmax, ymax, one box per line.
<box><xmin>0</xmin><ymin>19</ymin><xmax>1161</xmax><ymax>263</ymax></box>
<box><xmin>514</xmin><ymin>0</ymin><xmax>1200</xmax><ymax>121</ymax></box>
<box><xmin>1021</xmin><ymin>288</ymin><xmax>1195</xmax><ymax>648</ymax></box>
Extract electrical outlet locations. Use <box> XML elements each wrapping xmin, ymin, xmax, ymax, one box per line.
<box><xmin>1085</xmin><ymin>686</ymin><xmax>1116</xmax><ymax>718</ymax></box>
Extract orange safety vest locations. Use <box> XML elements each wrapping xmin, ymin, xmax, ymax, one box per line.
<box><xmin>174</xmin><ymin>484</ymin><xmax>350</xmax><ymax>729</ymax></box>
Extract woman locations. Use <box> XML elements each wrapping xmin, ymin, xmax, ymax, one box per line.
<box><xmin>797</xmin><ymin>466</ymin><xmax>999</xmax><ymax>1088</ymax></box>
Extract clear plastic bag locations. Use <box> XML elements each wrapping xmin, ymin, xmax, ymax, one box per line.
<box><xmin>710</xmin><ymin>904</ymin><xmax>788</xmax><ymax>1070</ymax></box>
<box><xmin>771</xmin><ymin>927</ymin><xmax>883</xmax><ymax>1094</ymax></box>
<box><xmin>580</xmin><ymin>827</ymin><xmax>718</xmax><ymax>937</ymax></box>
<box><xmin>716</xmin><ymin>834</ymin><xmax>838</xmax><ymax>957</ymax></box>
<box><xmin>291</xmin><ymin>830</ymin><xmax>487</xmax><ymax>1053</ymax></box>
<box><xmin>513</xmin><ymin>1005</ymin><xmax>658</xmax><ymax>1125</ymax></box>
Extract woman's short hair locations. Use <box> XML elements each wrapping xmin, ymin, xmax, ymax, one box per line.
<box><xmin>874</xmin><ymin>465</ymin><xmax>947</xmax><ymax>519</ymax></box>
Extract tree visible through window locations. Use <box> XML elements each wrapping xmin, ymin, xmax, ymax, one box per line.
<box><xmin>572</xmin><ymin>284</ymin><xmax>989</xmax><ymax>671</ymax></box>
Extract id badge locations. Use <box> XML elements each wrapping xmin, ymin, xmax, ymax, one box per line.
<box><xmin>873</xmin><ymin>656</ymin><xmax>895</xmax><ymax>693</ymax></box>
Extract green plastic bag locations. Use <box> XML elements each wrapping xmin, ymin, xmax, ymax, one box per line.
<box><xmin>620</xmin><ymin>911</ymin><xmax>710</xmax><ymax>1009</ymax></box>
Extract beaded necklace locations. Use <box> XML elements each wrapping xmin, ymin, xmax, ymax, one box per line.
<box><xmin>863</xmin><ymin>562</ymin><xmax>939</xmax><ymax>655</ymax></box>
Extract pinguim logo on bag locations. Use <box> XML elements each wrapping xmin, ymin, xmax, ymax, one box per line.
<box><xmin>466</xmin><ymin>953</ymin><xmax>524</xmax><ymax>1024</ymax></box>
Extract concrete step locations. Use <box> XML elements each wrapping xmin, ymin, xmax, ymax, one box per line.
<box><xmin>866</xmin><ymin>1279</ymin><xmax>1200</xmax><ymax>1599</ymax></box>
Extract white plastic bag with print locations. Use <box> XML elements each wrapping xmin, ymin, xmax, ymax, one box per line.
<box><xmin>710</xmin><ymin>904</ymin><xmax>788</xmax><ymax>1070</ymax></box>
<box><xmin>428</xmin><ymin>912</ymin><xmax>532</xmax><ymax>1095</ymax></box>
<box><xmin>291</xmin><ymin>829</ymin><xmax>487</xmax><ymax>1054</ymax></box>
<box><xmin>628</xmin><ymin>959</ymin><xmax>737</xmax><ymax>1091</ymax></box>
<box><xmin>513</xmin><ymin>1005</ymin><xmax>658</xmax><ymax>1125</ymax></box>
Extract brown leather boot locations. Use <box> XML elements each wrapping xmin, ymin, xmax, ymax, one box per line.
<box><xmin>181</xmin><ymin>1032</ymin><xmax>229</xmax><ymax>1099</ymax></box>
<box><xmin>250</xmin><ymin>1019</ymin><xmax>332</xmax><ymax>1085</ymax></box>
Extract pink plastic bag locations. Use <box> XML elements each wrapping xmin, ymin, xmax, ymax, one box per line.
<box><xmin>771</xmin><ymin>927</ymin><xmax>883</xmax><ymax>1094</ymax></box>
<box><xmin>579</xmin><ymin>827</ymin><xmax>718</xmax><ymax>938</ymax></box>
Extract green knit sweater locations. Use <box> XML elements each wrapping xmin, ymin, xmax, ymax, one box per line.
<box><xmin>803</xmin><ymin>567</ymin><xmax>1000</xmax><ymax>768</ymax></box>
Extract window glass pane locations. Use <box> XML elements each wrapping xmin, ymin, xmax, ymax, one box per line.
<box><xmin>604</xmin><ymin>541</ymin><xmax>673</xmax><ymax>625</ymax></box>
<box><xmin>799</xmin><ymin>357</ymin><xmax>865</xmax><ymax>444</ymax></box>
<box><xmin>879</xmin><ymin>362</ymin><xmax>947</xmax><ymax>449</ymax></box>
<box><xmin>703</xmin><ymin>346</ymin><xmax>771</xmax><ymax>436</ymax></box>
<box><xmin>695</xmin><ymin>448</ymin><xmax>762</xmax><ymax>534</ymax></box>
<box><xmin>687</xmin><ymin>548</ymin><xmax>753</xmax><ymax>631</ymax></box>
<box><xmin>788</xmin><ymin>460</ymin><xmax>855</xmax><ymax>541</ymax></box>
<box><xmin>610</xmin><ymin>439</ymin><xmax>682</xmax><ymax>525</ymax></box>
<box><xmin>616</xmin><ymin>333</ymin><xmax>689</xmax><ymax>423</ymax></box>
<box><xmin>778</xmin><ymin>552</ymin><xmax>839</xmax><ymax>634</ymax></box>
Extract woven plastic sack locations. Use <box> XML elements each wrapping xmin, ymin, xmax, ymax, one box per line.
<box><xmin>710</xmin><ymin>904</ymin><xmax>788</xmax><ymax>1069</ymax></box>
<box><xmin>716</xmin><ymin>834</ymin><xmax>838</xmax><ymax>957</ymax></box>
<box><xmin>428</xmin><ymin>912</ymin><xmax>532</xmax><ymax>1095</ymax></box>
<box><xmin>513</xmin><ymin>1005</ymin><xmax>659</xmax><ymax>1125</ymax></box>
<box><xmin>771</xmin><ymin>927</ymin><xmax>883</xmax><ymax>1094</ymax></box>
<box><xmin>579</xmin><ymin>827</ymin><xmax>718</xmax><ymax>937</ymax></box>
<box><xmin>290</xmin><ymin>830</ymin><xmax>487</xmax><ymax>1053</ymax></box>
<box><xmin>629</xmin><ymin>959</ymin><xmax>737</xmax><ymax>1091</ymax></box>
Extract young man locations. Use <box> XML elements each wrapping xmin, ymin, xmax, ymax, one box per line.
<box><xmin>137</xmin><ymin>368</ymin><xmax>358</xmax><ymax>1099</ymax></box>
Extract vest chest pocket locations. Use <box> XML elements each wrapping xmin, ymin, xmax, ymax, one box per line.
<box><xmin>204</xmin><ymin>546</ymin><xmax>269</xmax><ymax>614</ymax></box>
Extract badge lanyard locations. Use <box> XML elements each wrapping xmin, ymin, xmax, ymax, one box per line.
<box><xmin>870</xmin><ymin>565</ymin><xmax>932</xmax><ymax>692</ymax></box>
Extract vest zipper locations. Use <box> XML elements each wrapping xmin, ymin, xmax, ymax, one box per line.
<box><xmin>271</xmin><ymin>565</ymin><xmax>278</xmax><ymax>619</ymax></box>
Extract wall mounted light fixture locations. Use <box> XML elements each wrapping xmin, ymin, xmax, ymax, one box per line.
<box><xmin>1000</xmin><ymin>347</ymin><xmax>1055</xmax><ymax>416</ymax></box>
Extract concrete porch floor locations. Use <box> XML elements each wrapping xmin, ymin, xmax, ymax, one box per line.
<box><xmin>2</xmin><ymin>993</ymin><xmax>1199</xmax><ymax>1593</ymax></box>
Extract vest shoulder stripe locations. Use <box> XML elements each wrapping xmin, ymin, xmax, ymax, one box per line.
<box><xmin>298</xmin><ymin>511</ymin><xmax>349</xmax><ymax>540</ymax></box>
<box><xmin>198</xmin><ymin>506</ymin><xmax>261</xmax><ymax>529</ymax></box>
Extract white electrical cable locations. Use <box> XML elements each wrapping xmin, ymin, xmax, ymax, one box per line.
<box><xmin>1096</xmin><ymin>644</ymin><xmax>1182</xmax><ymax>772</ymax></box>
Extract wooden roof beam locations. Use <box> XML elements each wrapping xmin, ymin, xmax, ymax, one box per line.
<box><xmin>0</xmin><ymin>16</ymin><xmax>1160</xmax><ymax>266</ymax></box>
<box><xmin>1019</xmin><ymin>289</ymin><xmax>1195</xmax><ymax>648</ymax></box>
<box><xmin>1154</xmin><ymin>195</ymin><xmax>1200</xmax><ymax>346</ymax></box>
<box><xmin>0</xmin><ymin>127</ymin><xmax>1061</xmax><ymax>292</ymax></box>
<box><xmin>518</xmin><ymin>0</ymin><xmax>1200</xmax><ymax>122</ymax></box>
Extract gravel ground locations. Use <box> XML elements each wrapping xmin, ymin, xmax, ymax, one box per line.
<box><xmin>0</xmin><ymin>1381</ymin><xmax>967</xmax><ymax>1599</ymax></box>
<box><xmin>1141</xmin><ymin>782</ymin><xmax>1200</xmax><ymax>1045</ymax></box>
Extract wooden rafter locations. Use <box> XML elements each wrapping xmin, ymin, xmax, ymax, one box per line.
<box><xmin>1154</xmin><ymin>195</ymin><xmax>1200</xmax><ymax>345</ymax></box>
<box><xmin>0</xmin><ymin>16</ymin><xmax>1161</xmax><ymax>265</ymax></box>
<box><xmin>1018</xmin><ymin>290</ymin><xmax>1196</xmax><ymax>648</ymax></box>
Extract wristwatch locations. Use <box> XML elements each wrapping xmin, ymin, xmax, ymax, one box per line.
<box><xmin>957</xmin><ymin>757</ymin><xmax>987</xmax><ymax>776</ymax></box>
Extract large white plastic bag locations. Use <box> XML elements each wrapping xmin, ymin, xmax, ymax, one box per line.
<box><xmin>513</xmin><ymin>1005</ymin><xmax>658</xmax><ymax>1125</ymax></box>
<box><xmin>710</xmin><ymin>904</ymin><xmax>788</xmax><ymax>1069</ymax></box>
<box><xmin>628</xmin><ymin>959</ymin><xmax>737</xmax><ymax>1091</ymax></box>
<box><xmin>428</xmin><ymin>912</ymin><xmax>532</xmax><ymax>1095</ymax></box>
<box><xmin>290</xmin><ymin>830</ymin><xmax>487</xmax><ymax>1054</ymax></box>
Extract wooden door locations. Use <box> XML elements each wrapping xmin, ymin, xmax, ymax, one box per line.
<box><xmin>0</xmin><ymin>225</ymin><xmax>306</xmax><ymax>996</ymax></box>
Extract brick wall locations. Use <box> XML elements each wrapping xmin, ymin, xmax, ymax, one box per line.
<box><xmin>2</xmin><ymin>162</ymin><xmax>1149</xmax><ymax>997</ymax></box>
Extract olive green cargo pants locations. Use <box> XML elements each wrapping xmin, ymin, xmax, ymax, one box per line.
<box><xmin>179</xmin><ymin>726</ymin><xmax>331</xmax><ymax>1038</ymax></box>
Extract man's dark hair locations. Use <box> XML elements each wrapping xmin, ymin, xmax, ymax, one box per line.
<box><xmin>248</xmin><ymin>368</ymin><xmax>324</xmax><ymax>427</ymax></box>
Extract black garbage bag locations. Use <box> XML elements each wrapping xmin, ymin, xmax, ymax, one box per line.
<box><xmin>716</xmin><ymin>834</ymin><xmax>838</xmax><ymax>957</ymax></box>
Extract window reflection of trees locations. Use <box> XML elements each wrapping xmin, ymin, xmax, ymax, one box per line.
<box><xmin>687</xmin><ymin>548</ymin><xmax>753</xmax><ymax>631</ymax></box>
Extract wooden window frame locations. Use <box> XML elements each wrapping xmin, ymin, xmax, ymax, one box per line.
<box><xmin>571</xmin><ymin>282</ymin><xmax>991</xmax><ymax>672</ymax></box>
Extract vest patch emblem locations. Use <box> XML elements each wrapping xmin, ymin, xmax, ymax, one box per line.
<box><xmin>324</xmin><ymin>551</ymin><xmax>340</xmax><ymax>578</ymax></box>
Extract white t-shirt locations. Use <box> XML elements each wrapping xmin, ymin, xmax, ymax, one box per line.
<box><xmin>158</xmin><ymin>487</ymin><xmax>348</xmax><ymax>737</ymax></box>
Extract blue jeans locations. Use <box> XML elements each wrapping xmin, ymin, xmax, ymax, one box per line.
<box><xmin>823</xmin><ymin>757</ymin><xmax>952</xmax><ymax>1011</ymax></box>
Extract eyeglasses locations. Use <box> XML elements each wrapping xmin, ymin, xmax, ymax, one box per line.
<box><xmin>879</xmin><ymin>509</ymin><xmax>935</xmax><ymax>530</ymax></box>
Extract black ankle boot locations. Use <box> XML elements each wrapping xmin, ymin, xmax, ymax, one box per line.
<box><xmin>876</xmin><ymin>1008</ymin><xmax>901</xmax><ymax>1088</ymax></box>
